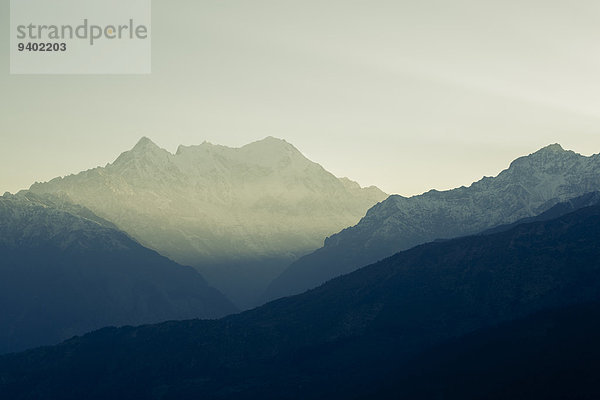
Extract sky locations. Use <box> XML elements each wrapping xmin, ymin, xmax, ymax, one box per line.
<box><xmin>2</xmin><ymin>0</ymin><xmax>600</xmax><ymax>196</ymax></box>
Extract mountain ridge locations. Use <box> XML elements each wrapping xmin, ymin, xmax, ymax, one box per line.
<box><xmin>265</xmin><ymin>144</ymin><xmax>600</xmax><ymax>301</ymax></box>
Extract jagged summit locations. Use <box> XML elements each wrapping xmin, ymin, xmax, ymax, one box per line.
<box><xmin>506</xmin><ymin>143</ymin><xmax>584</xmax><ymax>171</ymax></box>
<box><xmin>111</xmin><ymin>137</ymin><xmax>171</xmax><ymax>167</ymax></box>
<box><xmin>175</xmin><ymin>141</ymin><xmax>229</xmax><ymax>156</ymax></box>
<box><xmin>132</xmin><ymin>136</ymin><xmax>161</xmax><ymax>152</ymax></box>
<box><xmin>528</xmin><ymin>143</ymin><xmax>574</xmax><ymax>159</ymax></box>
<box><xmin>244</xmin><ymin>136</ymin><xmax>293</xmax><ymax>148</ymax></box>
<box><xmin>540</xmin><ymin>143</ymin><xmax>565</xmax><ymax>153</ymax></box>
<box><xmin>132</xmin><ymin>136</ymin><xmax>310</xmax><ymax>173</ymax></box>
<box><xmin>525</xmin><ymin>143</ymin><xmax>570</xmax><ymax>158</ymax></box>
<box><xmin>172</xmin><ymin>137</ymin><xmax>296</xmax><ymax>158</ymax></box>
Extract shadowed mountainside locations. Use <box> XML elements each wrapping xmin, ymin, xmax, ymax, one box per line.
<box><xmin>479</xmin><ymin>190</ymin><xmax>600</xmax><ymax>235</ymax></box>
<box><xmin>0</xmin><ymin>192</ymin><xmax>236</xmax><ymax>354</ymax></box>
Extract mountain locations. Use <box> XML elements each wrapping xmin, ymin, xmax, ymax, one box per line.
<box><xmin>362</xmin><ymin>300</ymin><xmax>600</xmax><ymax>399</ymax></box>
<box><xmin>0</xmin><ymin>191</ymin><xmax>236</xmax><ymax>354</ymax></box>
<box><xmin>265</xmin><ymin>144</ymin><xmax>600</xmax><ymax>301</ymax></box>
<box><xmin>29</xmin><ymin>137</ymin><xmax>387</xmax><ymax>308</ymax></box>
<box><xmin>2</xmin><ymin>203</ymin><xmax>600</xmax><ymax>398</ymax></box>
<box><xmin>480</xmin><ymin>190</ymin><xmax>600</xmax><ymax>235</ymax></box>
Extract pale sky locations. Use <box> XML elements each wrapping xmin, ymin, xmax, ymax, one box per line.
<box><xmin>2</xmin><ymin>0</ymin><xmax>600</xmax><ymax>196</ymax></box>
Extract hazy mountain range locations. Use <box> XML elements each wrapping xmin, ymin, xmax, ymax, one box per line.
<box><xmin>3</xmin><ymin>199</ymin><xmax>600</xmax><ymax>399</ymax></box>
<box><xmin>29</xmin><ymin>137</ymin><xmax>387</xmax><ymax>308</ymax></box>
<box><xmin>2</xmin><ymin>139</ymin><xmax>600</xmax><ymax>398</ymax></box>
<box><xmin>0</xmin><ymin>192</ymin><xmax>235</xmax><ymax>354</ymax></box>
<box><xmin>265</xmin><ymin>144</ymin><xmax>600</xmax><ymax>301</ymax></box>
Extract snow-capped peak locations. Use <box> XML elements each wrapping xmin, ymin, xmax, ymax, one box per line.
<box><xmin>132</xmin><ymin>136</ymin><xmax>161</xmax><ymax>152</ymax></box>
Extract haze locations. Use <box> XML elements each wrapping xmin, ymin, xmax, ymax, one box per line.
<box><xmin>1</xmin><ymin>0</ymin><xmax>600</xmax><ymax>196</ymax></box>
